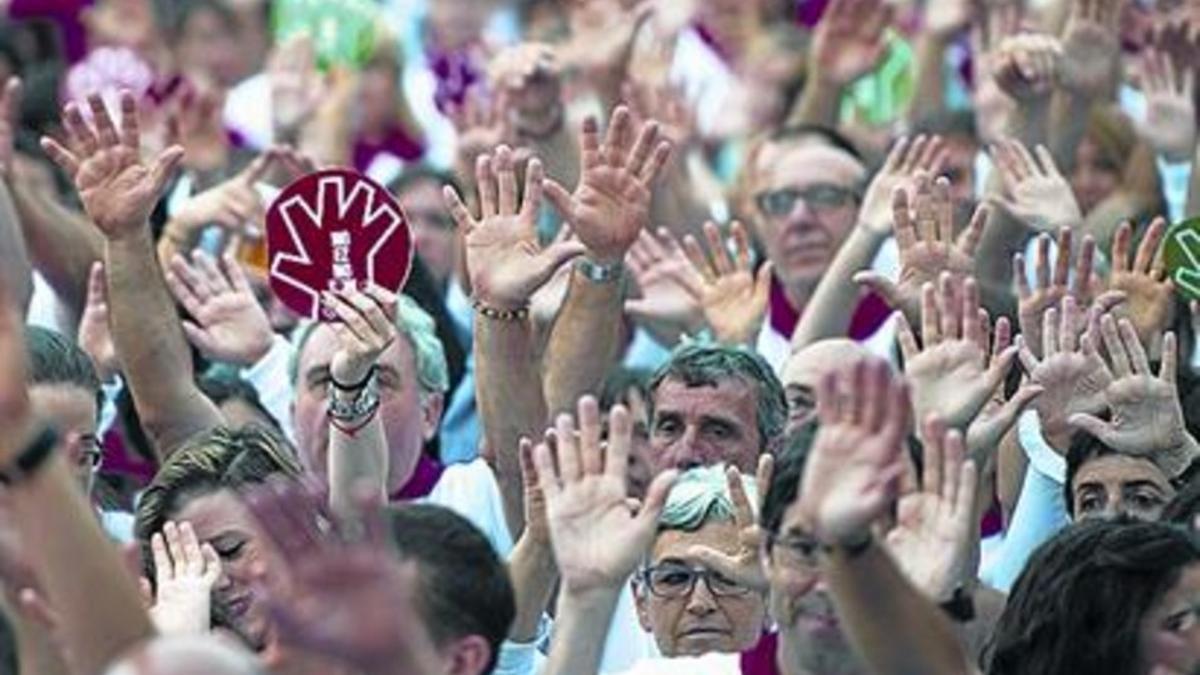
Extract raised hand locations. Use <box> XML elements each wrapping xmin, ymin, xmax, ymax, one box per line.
<box><xmin>322</xmin><ymin>287</ymin><xmax>398</xmax><ymax>388</ymax></box>
<box><xmin>885</xmin><ymin>416</ymin><xmax>977</xmax><ymax>601</ymax></box>
<box><xmin>544</xmin><ymin>106</ymin><xmax>672</xmax><ymax>265</ymax></box>
<box><xmin>244</xmin><ymin>480</ymin><xmax>439</xmax><ymax>672</ymax></box>
<box><xmin>77</xmin><ymin>261</ymin><xmax>119</xmax><ymax>382</ymax></box>
<box><xmin>685</xmin><ymin>458</ymin><xmax>774</xmax><ymax>594</ymax></box>
<box><xmin>990</xmin><ymin>138</ymin><xmax>1082</xmax><ymax>233</ymax></box>
<box><xmin>165</xmin><ymin>150</ymin><xmax>277</xmax><ymax>243</ymax></box>
<box><xmin>855</xmin><ymin>174</ymin><xmax>985</xmax><ymax>324</ymax></box>
<box><xmin>1068</xmin><ymin>317</ymin><xmax>1197</xmax><ymax>471</ymax></box>
<box><xmin>1138</xmin><ymin>48</ymin><xmax>1196</xmax><ymax>161</ymax></box>
<box><xmin>166</xmin><ymin>83</ymin><xmax>230</xmax><ymax>173</ymax></box>
<box><xmin>40</xmin><ymin>91</ymin><xmax>184</xmax><ymax>238</ymax></box>
<box><xmin>445</xmin><ymin>145</ymin><xmax>588</xmax><ymax>310</ymax></box>
<box><xmin>1058</xmin><ymin>0</ymin><xmax>1122</xmax><ymax>98</ymax></box>
<box><xmin>810</xmin><ymin>0</ymin><xmax>893</xmax><ymax>87</ymax></box>
<box><xmin>1013</xmin><ymin>227</ymin><xmax>1123</xmax><ymax>359</ymax></box>
<box><xmin>858</xmin><ymin>135</ymin><xmax>947</xmax><ymax>235</ymax></box>
<box><xmin>964</xmin><ymin>312</ymin><xmax>1044</xmax><ymax>466</ymax></box>
<box><xmin>164</xmin><ymin>251</ymin><xmax>274</xmax><ymax>367</ymax></box>
<box><xmin>561</xmin><ymin>0</ymin><xmax>654</xmax><ymax>102</ymax></box>
<box><xmin>681</xmin><ymin>221</ymin><xmax>773</xmax><ymax>346</ymax></box>
<box><xmin>148</xmin><ymin>521</ymin><xmax>221</xmax><ymax>636</ymax></box>
<box><xmin>621</xmin><ymin>78</ymin><xmax>696</xmax><ymax>151</ymax></box>
<box><xmin>795</xmin><ymin>358</ymin><xmax>912</xmax><ymax>548</ymax></box>
<box><xmin>448</xmin><ymin>86</ymin><xmax>516</xmax><ymax>176</ymax></box>
<box><xmin>532</xmin><ymin>396</ymin><xmax>678</xmax><ymax>595</ymax></box>
<box><xmin>991</xmin><ymin>33</ymin><xmax>1062</xmax><ymax>103</ymax></box>
<box><xmin>485</xmin><ymin>43</ymin><xmax>563</xmax><ymax>138</ymax></box>
<box><xmin>897</xmin><ymin>274</ymin><xmax>1017</xmax><ymax>432</ymax></box>
<box><xmin>1108</xmin><ymin>218</ymin><xmax>1176</xmax><ymax>348</ymax></box>
<box><xmin>268</xmin><ymin>34</ymin><xmax>328</xmax><ymax>138</ymax></box>
<box><xmin>624</xmin><ymin>227</ymin><xmax>705</xmax><ymax>345</ymax></box>
<box><xmin>1018</xmin><ymin>296</ymin><xmax>1113</xmax><ymax>451</ymax></box>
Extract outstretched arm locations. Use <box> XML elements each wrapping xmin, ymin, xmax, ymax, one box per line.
<box><xmin>41</xmin><ymin>91</ymin><xmax>222</xmax><ymax>459</ymax></box>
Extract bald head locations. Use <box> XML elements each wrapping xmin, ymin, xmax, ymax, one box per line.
<box><xmin>105</xmin><ymin>636</ymin><xmax>263</xmax><ymax>675</ymax></box>
<box><xmin>782</xmin><ymin>339</ymin><xmax>874</xmax><ymax>431</ymax></box>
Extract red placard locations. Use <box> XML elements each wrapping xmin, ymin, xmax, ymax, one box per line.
<box><xmin>266</xmin><ymin>169</ymin><xmax>412</xmax><ymax>321</ymax></box>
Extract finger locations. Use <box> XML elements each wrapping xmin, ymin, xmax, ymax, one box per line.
<box><xmin>853</xmin><ymin>272</ymin><xmax>902</xmax><ymax>311</ymax></box>
<box><xmin>1053</xmin><ymin>227</ymin><xmax>1072</xmax><ymax>288</ymax></box>
<box><xmin>921</xmin><ymin>281</ymin><xmax>941</xmax><ymax>344</ymax></box>
<box><xmin>862</xmin><ymin>358</ymin><xmax>889</xmax><ymax>433</ymax></box>
<box><xmin>62</xmin><ymin>101</ymin><xmax>98</xmax><ymax>155</ymax></box>
<box><xmin>193</xmin><ymin>250</ymin><xmax>230</xmax><ymax>294</ymax></box>
<box><xmin>579</xmin><ymin>115</ymin><xmax>602</xmax><ymax>168</ymax></box>
<box><xmin>1016</xmin><ymin>334</ymin><xmax>1040</xmax><ymax>373</ymax></box>
<box><xmin>38</xmin><ymin>137</ymin><xmax>80</xmax><ymax>176</ymax></box>
<box><xmin>200</xmin><ymin>543</ymin><xmax>222</xmax><ymax>583</ymax></box>
<box><xmin>221</xmin><ymin>253</ymin><xmax>253</xmax><ymax>295</ymax></box>
<box><xmin>703</xmin><ymin>221</ymin><xmax>734</xmax><ymax>275</ymax></box>
<box><xmin>442</xmin><ymin>185</ymin><xmax>477</xmax><ymax>232</ymax></box>
<box><xmin>725</xmin><ymin>465</ymin><xmax>755</xmax><ymax>527</ymax></box>
<box><xmin>1135</xmin><ymin>217</ymin><xmax>1167</xmax><ymax>275</ymax></box>
<box><xmin>578</xmin><ymin>396</ymin><xmax>604</xmax><ymax>476</ymax></box>
<box><xmin>1034</xmin><ymin>234</ymin><xmax>1051</xmax><ymax>290</ymax></box>
<box><xmin>731</xmin><ymin>221</ymin><xmax>753</xmax><ymax>272</ymax></box>
<box><xmin>956</xmin><ymin>205</ymin><xmax>987</xmax><ymax>256</ymax></box>
<box><xmin>942</xmin><ymin>429</ymin><xmax>965</xmax><ymax>508</ymax></box>
<box><xmin>938</xmin><ymin>273</ymin><xmax>960</xmax><ymax>341</ymax></box>
<box><xmin>896</xmin><ymin>311</ymin><xmax>920</xmax><ymax>362</ymax></box>
<box><xmin>922</xmin><ymin>416</ymin><xmax>947</xmax><ymax>495</ymax></box>
<box><xmin>87</xmin><ymin>93</ymin><xmax>120</xmax><ymax>147</ymax></box>
<box><xmin>892</xmin><ymin>187</ymin><xmax>917</xmax><ymax>252</ymax></box>
<box><xmin>755</xmin><ymin>454</ymin><xmax>774</xmax><ymax>511</ymax></box>
<box><xmin>1101</xmin><ymin>314</ymin><xmax>1132</xmax><ymax>377</ymax></box>
<box><xmin>682</xmin><ymin>234</ymin><xmax>716</xmax><ymax>282</ymax></box>
<box><xmin>178</xmin><ymin>521</ymin><xmax>204</xmax><ymax>576</ymax></box>
<box><xmin>1112</xmin><ymin>221</ymin><xmax>1133</xmax><ymax>273</ymax></box>
<box><xmin>475</xmin><ymin>154</ymin><xmax>498</xmax><ymax>218</ymax></box>
<box><xmin>554</xmin><ymin>412</ymin><xmax>581</xmax><ymax>483</ymax></box>
<box><xmin>1013</xmin><ymin>252</ymin><xmax>1031</xmax><ymax>298</ymax></box>
<box><xmin>934</xmin><ymin>176</ymin><xmax>954</xmax><ymax>243</ymax></box>
<box><xmin>1161</xmin><ymin>331</ymin><xmax>1179</xmax><ymax>385</ymax></box>
<box><xmin>1043</xmin><ymin>306</ymin><xmax>1060</xmax><ymax>357</ymax></box>
<box><xmin>636</xmin><ymin>469</ymin><xmax>680</xmax><ymax>532</ymax></box>
<box><xmin>1067</xmin><ymin>413</ymin><xmax>1117</xmax><ymax>445</ymax></box>
<box><xmin>1117</xmin><ymin>317</ymin><xmax>1151</xmax><ymax>375</ymax></box>
<box><xmin>532</xmin><ymin>440</ymin><xmax>562</xmax><ymax>499</ymax></box>
<box><xmin>962</xmin><ymin>278</ymin><xmax>983</xmax><ymax>347</ymax></box>
<box><xmin>542</xmin><ymin>178</ymin><xmax>574</xmax><ymax>221</ymax></box>
<box><xmin>913</xmin><ymin>173</ymin><xmax>938</xmax><ymax>243</ymax></box>
<box><xmin>520</xmin><ymin>157</ymin><xmax>545</xmax><ymax>221</ymax></box>
<box><xmin>149</xmin><ymin>145</ymin><xmax>185</xmax><ymax>197</ymax></box>
<box><xmin>1073</xmin><ymin>234</ymin><xmax>1097</xmax><ymax>297</ymax></box>
<box><xmin>495</xmin><ymin>145</ymin><xmax>518</xmax><ymax>216</ymax></box>
<box><xmin>151</xmin><ymin>532</ymin><xmax>173</xmax><ymax>582</ymax></box>
<box><xmin>639</xmin><ymin>141</ymin><xmax>673</xmax><ymax>184</ymax></box>
<box><xmin>626</xmin><ymin>120</ymin><xmax>660</xmax><ymax>178</ymax></box>
<box><xmin>605</xmin><ymin>106</ymin><xmax>633</xmax><ymax>168</ymax></box>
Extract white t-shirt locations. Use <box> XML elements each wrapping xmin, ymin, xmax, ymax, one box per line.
<box><xmin>424</xmin><ymin>457</ymin><xmax>514</xmax><ymax>556</ymax></box>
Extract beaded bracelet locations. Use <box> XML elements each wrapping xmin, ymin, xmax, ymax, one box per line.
<box><xmin>473</xmin><ymin>299</ymin><xmax>530</xmax><ymax>321</ymax></box>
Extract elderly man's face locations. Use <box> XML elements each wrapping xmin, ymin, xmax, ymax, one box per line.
<box><xmin>747</xmin><ymin>139</ymin><xmax>865</xmax><ymax>298</ymax></box>
<box><xmin>1072</xmin><ymin>454</ymin><xmax>1175</xmax><ymax>522</ymax></box>
<box><xmin>635</xmin><ymin>519</ymin><xmax>767</xmax><ymax>656</ymax></box>
<box><xmin>292</xmin><ymin>326</ymin><xmax>441</xmax><ymax>494</ymax></box>
<box><xmin>649</xmin><ymin>377</ymin><xmax>761</xmax><ymax>474</ymax></box>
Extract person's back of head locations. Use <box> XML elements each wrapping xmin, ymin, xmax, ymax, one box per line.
<box><xmin>389</xmin><ymin>504</ymin><xmax>515</xmax><ymax>675</ymax></box>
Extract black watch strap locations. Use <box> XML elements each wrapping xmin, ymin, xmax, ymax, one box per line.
<box><xmin>938</xmin><ymin>586</ymin><xmax>976</xmax><ymax>623</ymax></box>
<box><xmin>0</xmin><ymin>425</ymin><xmax>60</xmax><ymax>486</ymax></box>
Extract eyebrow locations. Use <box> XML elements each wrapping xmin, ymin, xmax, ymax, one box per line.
<box><xmin>1122</xmin><ymin>480</ymin><xmax>1167</xmax><ymax>493</ymax></box>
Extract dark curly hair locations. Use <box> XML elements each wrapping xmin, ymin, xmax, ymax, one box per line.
<box><xmin>986</xmin><ymin>519</ymin><xmax>1200</xmax><ymax>675</ymax></box>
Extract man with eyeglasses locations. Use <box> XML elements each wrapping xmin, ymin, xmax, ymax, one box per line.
<box><xmin>632</xmin><ymin>465</ymin><xmax>768</xmax><ymax>659</ymax></box>
<box><xmin>739</xmin><ymin>125</ymin><xmax>888</xmax><ymax>371</ymax></box>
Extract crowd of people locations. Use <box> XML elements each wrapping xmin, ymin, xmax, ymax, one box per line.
<box><xmin>1</xmin><ymin>0</ymin><xmax>1200</xmax><ymax>673</ymax></box>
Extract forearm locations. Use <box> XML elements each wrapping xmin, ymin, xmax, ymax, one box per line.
<box><xmin>1185</xmin><ymin>142</ymin><xmax>1200</xmax><ymax>218</ymax></box>
<box><xmin>788</xmin><ymin>77</ymin><xmax>842</xmax><ymax>128</ymax></box>
<box><xmin>105</xmin><ymin>228</ymin><xmax>222</xmax><ymax>458</ymax></box>
<box><xmin>1002</xmin><ymin>100</ymin><xmax>1049</xmax><ymax>148</ymax></box>
<box><xmin>13</xmin><ymin>452</ymin><xmax>154</xmax><ymax>675</ymax></box>
<box><xmin>9</xmin><ymin>181</ymin><xmax>100</xmax><ymax>314</ymax></box>
<box><xmin>327</xmin><ymin>399</ymin><xmax>388</xmax><ymax>520</ymax></box>
<box><xmin>475</xmin><ymin>317</ymin><xmax>547</xmax><ymax>537</ymax></box>
<box><xmin>822</xmin><ymin>542</ymin><xmax>971</xmax><ymax>675</ymax></box>
<box><xmin>906</xmin><ymin>36</ymin><xmax>950</xmax><ymax>125</ymax></box>
<box><xmin>1047</xmin><ymin>92</ymin><xmax>1090</xmax><ymax>172</ymax></box>
<box><xmin>790</xmin><ymin>225</ymin><xmax>887</xmax><ymax>351</ymax></box>
<box><xmin>973</xmin><ymin>209</ymin><xmax>1028</xmax><ymax>289</ymax></box>
<box><xmin>541</xmin><ymin>589</ymin><xmax>621</xmax><ymax>675</ymax></box>
<box><xmin>507</xmin><ymin>536</ymin><xmax>558</xmax><ymax>642</ymax></box>
<box><xmin>543</xmin><ymin>267</ymin><xmax>624</xmax><ymax>417</ymax></box>
<box><xmin>0</xmin><ymin>181</ymin><xmax>31</xmax><ymax>313</ymax></box>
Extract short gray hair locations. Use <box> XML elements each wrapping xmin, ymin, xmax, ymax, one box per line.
<box><xmin>289</xmin><ymin>294</ymin><xmax>449</xmax><ymax>395</ymax></box>
<box><xmin>658</xmin><ymin>464</ymin><xmax>756</xmax><ymax>533</ymax></box>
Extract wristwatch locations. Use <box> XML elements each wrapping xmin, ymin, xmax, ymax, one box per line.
<box><xmin>577</xmin><ymin>257</ymin><xmax>624</xmax><ymax>283</ymax></box>
<box><xmin>327</xmin><ymin>372</ymin><xmax>381</xmax><ymax>422</ymax></box>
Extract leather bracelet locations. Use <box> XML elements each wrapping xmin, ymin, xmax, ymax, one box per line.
<box><xmin>473</xmin><ymin>299</ymin><xmax>529</xmax><ymax>321</ymax></box>
<box><xmin>331</xmin><ymin>365</ymin><xmax>377</xmax><ymax>392</ymax></box>
<box><xmin>0</xmin><ymin>425</ymin><xmax>60</xmax><ymax>486</ymax></box>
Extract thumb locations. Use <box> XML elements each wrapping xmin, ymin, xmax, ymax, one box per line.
<box><xmin>532</xmin><ymin>241</ymin><xmax>588</xmax><ymax>289</ymax></box>
<box><xmin>181</xmin><ymin>320</ymin><xmax>217</xmax><ymax>355</ymax></box>
<box><xmin>150</xmin><ymin>145</ymin><xmax>186</xmax><ymax>197</ymax></box>
<box><xmin>238</xmin><ymin>149</ymin><xmax>277</xmax><ymax>185</ymax></box>
<box><xmin>996</xmin><ymin>384</ymin><xmax>1044</xmax><ymax>426</ymax></box>
<box><xmin>635</xmin><ymin>469</ymin><xmax>679</xmax><ymax>533</ymax></box>
<box><xmin>542</xmin><ymin>178</ymin><xmax>573</xmax><ymax>221</ymax></box>
<box><xmin>1067</xmin><ymin>413</ymin><xmax>1116</xmax><ymax>444</ymax></box>
<box><xmin>853</xmin><ymin>271</ymin><xmax>900</xmax><ymax>309</ymax></box>
<box><xmin>983</xmin><ymin>345</ymin><xmax>1019</xmax><ymax>392</ymax></box>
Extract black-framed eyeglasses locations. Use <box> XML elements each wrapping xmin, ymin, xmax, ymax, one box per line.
<box><xmin>755</xmin><ymin>184</ymin><xmax>859</xmax><ymax>219</ymax></box>
<box><xmin>640</xmin><ymin>563</ymin><xmax>752</xmax><ymax>599</ymax></box>
<box><xmin>767</xmin><ymin>531</ymin><xmax>821</xmax><ymax>568</ymax></box>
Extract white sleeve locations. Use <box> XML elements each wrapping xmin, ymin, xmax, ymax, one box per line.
<box><xmin>239</xmin><ymin>334</ymin><xmax>296</xmax><ymax>441</ymax></box>
<box><xmin>424</xmin><ymin>459</ymin><xmax>514</xmax><ymax>557</ymax></box>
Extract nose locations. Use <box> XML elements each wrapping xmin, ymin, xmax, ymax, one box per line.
<box><xmin>685</xmin><ymin>577</ymin><xmax>720</xmax><ymax>615</ymax></box>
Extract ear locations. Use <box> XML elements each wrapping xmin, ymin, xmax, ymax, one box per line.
<box><xmin>420</xmin><ymin>392</ymin><xmax>444</xmax><ymax>442</ymax></box>
<box><xmin>633</xmin><ymin>582</ymin><xmax>653</xmax><ymax>632</ymax></box>
<box><xmin>444</xmin><ymin>634</ymin><xmax>491</xmax><ymax>675</ymax></box>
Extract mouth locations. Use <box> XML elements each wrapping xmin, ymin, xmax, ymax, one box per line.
<box><xmin>225</xmin><ymin>594</ymin><xmax>253</xmax><ymax>618</ymax></box>
<box><xmin>679</xmin><ymin>626</ymin><xmax>732</xmax><ymax>640</ymax></box>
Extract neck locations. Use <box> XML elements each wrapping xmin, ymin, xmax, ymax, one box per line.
<box><xmin>782</xmin><ymin>279</ymin><xmax>816</xmax><ymax>312</ymax></box>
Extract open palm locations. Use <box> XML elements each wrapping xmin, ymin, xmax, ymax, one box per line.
<box><xmin>41</xmin><ymin>92</ymin><xmax>183</xmax><ymax>238</ymax></box>
<box><xmin>545</xmin><ymin>106</ymin><xmax>671</xmax><ymax>265</ymax></box>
